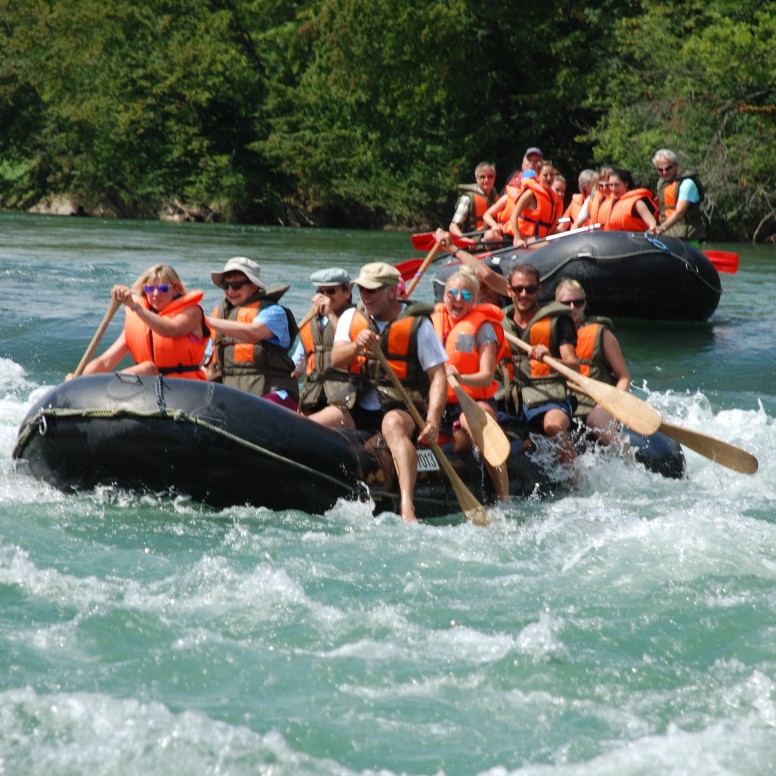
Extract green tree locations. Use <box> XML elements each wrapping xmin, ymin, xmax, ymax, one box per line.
<box><xmin>581</xmin><ymin>0</ymin><xmax>776</xmax><ymax>240</ymax></box>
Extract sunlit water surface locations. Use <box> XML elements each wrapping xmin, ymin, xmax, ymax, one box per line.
<box><xmin>1</xmin><ymin>214</ymin><xmax>775</xmax><ymax>775</ymax></box>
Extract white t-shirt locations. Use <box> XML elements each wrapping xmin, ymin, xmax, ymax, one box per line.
<box><xmin>334</xmin><ymin>306</ymin><xmax>448</xmax><ymax>410</ymax></box>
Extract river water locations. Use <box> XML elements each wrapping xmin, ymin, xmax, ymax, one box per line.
<box><xmin>1</xmin><ymin>213</ymin><xmax>775</xmax><ymax>775</ymax></box>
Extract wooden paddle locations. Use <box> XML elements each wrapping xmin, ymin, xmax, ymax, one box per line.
<box><xmin>502</xmin><ymin>330</ymin><xmax>663</xmax><ymax>436</ymax></box>
<box><xmin>447</xmin><ymin>374</ymin><xmax>510</xmax><ymax>467</ymax></box>
<box><xmin>297</xmin><ymin>304</ymin><xmax>318</xmax><ymax>330</ymax></box>
<box><xmin>659</xmin><ymin>421</ymin><xmax>758</xmax><ymax>474</ymax></box>
<box><xmin>404</xmin><ymin>241</ymin><xmax>443</xmax><ymax>297</ymax></box>
<box><xmin>703</xmin><ymin>250</ymin><xmax>739</xmax><ymax>274</ymax></box>
<box><xmin>73</xmin><ymin>297</ymin><xmax>122</xmax><ymax>377</ymax></box>
<box><xmin>371</xmin><ymin>343</ymin><xmax>491</xmax><ymax>525</ymax></box>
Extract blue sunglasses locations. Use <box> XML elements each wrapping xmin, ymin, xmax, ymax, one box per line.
<box><xmin>446</xmin><ymin>288</ymin><xmax>473</xmax><ymax>302</ymax></box>
<box><xmin>144</xmin><ymin>284</ymin><xmax>170</xmax><ymax>294</ymax></box>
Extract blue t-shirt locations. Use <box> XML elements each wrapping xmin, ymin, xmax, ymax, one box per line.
<box><xmin>258</xmin><ymin>304</ymin><xmax>291</xmax><ymax>349</ymax></box>
<box><xmin>678</xmin><ymin>178</ymin><xmax>700</xmax><ymax>204</ymax></box>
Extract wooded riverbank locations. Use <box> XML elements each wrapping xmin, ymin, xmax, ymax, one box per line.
<box><xmin>1</xmin><ymin>1</ymin><xmax>774</xmax><ymax>240</ymax></box>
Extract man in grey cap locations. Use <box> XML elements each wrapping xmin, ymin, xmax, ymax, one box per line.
<box><xmin>291</xmin><ymin>267</ymin><xmax>354</xmax><ymax>414</ymax></box>
<box><xmin>206</xmin><ymin>256</ymin><xmax>300</xmax><ymax>407</ymax></box>
<box><xmin>310</xmin><ymin>261</ymin><xmax>448</xmax><ymax>523</ymax></box>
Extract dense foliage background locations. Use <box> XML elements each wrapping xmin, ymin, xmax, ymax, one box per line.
<box><xmin>1</xmin><ymin>0</ymin><xmax>774</xmax><ymax>240</ymax></box>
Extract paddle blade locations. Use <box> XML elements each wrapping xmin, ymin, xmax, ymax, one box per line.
<box><xmin>395</xmin><ymin>259</ymin><xmax>423</xmax><ymax>281</ymax></box>
<box><xmin>567</xmin><ymin>378</ymin><xmax>662</xmax><ymax>436</ymax></box>
<box><xmin>660</xmin><ymin>421</ymin><xmax>758</xmax><ymax>474</ymax></box>
<box><xmin>703</xmin><ymin>250</ymin><xmax>739</xmax><ymax>274</ymax></box>
<box><xmin>432</xmin><ymin>444</ymin><xmax>492</xmax><ymax>525</ymax></box>
<box><xmin>448</xmin><ymin>377</ymin><xmax>510</xmax><ymax>467</ymax></box>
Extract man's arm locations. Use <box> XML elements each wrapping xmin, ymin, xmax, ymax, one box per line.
<box><xmin>433</xmin><ymin>229</ymin><xmax>510</xmax><ymax>297</ymax></box>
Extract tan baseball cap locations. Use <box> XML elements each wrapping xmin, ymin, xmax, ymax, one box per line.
<box><xmin>350</xmin><ymin>262</ymin><xmax>401</xmax><ymax>290</ymax></box>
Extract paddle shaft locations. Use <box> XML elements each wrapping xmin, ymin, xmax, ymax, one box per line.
<box><xmin>412</xmin><ymin>222</ymin><xmax>602</xmax><ymax>254</ymax></box>
<box><xmin>73</xmin><ymin>297</ymin><xmax>122</xmax><ymax>377</ymax></box>
<box><xmin>397</xmin><ymin>223</ymin><xmax>603</xmax><ymax>283</ymax></box>
<box><xmin>502</xmin><ymin>330</ymin><xmax>663</xmax><ymax>436</ymax></box>
<box><xmin>297</xmin><ymin>304</ymin><xmax>318</xmax><ymax>330</ymax></box>
<box><xmin>371</xmin><ymin>344</ymin><xmax>490</xmax><ymax>525</ymax></box>
<box><xmin>405</xmin><ymin>241</ymin><xmax>442</xmax><ymax>298</ymax></box>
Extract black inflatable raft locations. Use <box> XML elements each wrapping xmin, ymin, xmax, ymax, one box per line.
<box><xmin>434</xmin><ymin>231</ymin><xmax>721</xmax><ymax>321</ymax></box>
<box><xmin>11</xmin><ymin>374</ymin><xmax>684</xmax><ymax>518</ymax></box>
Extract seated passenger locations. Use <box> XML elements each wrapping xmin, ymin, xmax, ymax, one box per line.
<box><xmin>647</xmin><ymin>148</ymin><xmax>706</xmax><ymax>242</ymax></box>
<box><xmin>206</xmin><ymin>257</ymin><xmax>299</xmax><ymax>408</ymax></box>
<box><xmin>68</xmin><ymin>264</ymin><xmax>208</xmax><ymax>381</ymax></box>
<box><xmin>509</xmin><ymin>161</ymin><xmax>565</xmax><ymax>248</ymax></box>
<box><xmin>558</xmin><ymin>169</ymin><xmax>598</xmax><ymax>231</ymax></box>
<box><xmin>431</xmin><ymin>268</ymin><xmax>508</xmax><ymax>499</ymax></box>
<box><xmin>309</xmin><ymin>262</ymin><xmax>448</xmax><ymax>523</ymax></box>
<box><xmin>571</xmin><ymin>165</ymin><xmax>614</xmax><ymax>229</ymax></box>
<box><xmin>599</xmin><ymin>167</ymin><xmax>658</xmax><ymax>232</ymax></box>
<box><xmin>291</xmin><ymin>267</ymin><xmax>354</xmax><ymax>415</ymax></box>
<box><xmin>449</xmin><ymin>161</ymin><xmax>499</xmax><ymax>240</ymax></box>
<box><xmin>554</xmin><ymin>279</ymin><xmax>630</xmax><ymax>445</ymax></box>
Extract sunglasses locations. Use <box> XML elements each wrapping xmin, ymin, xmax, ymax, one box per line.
<box><xmin>316</xmin><ymin>287</ymin><xmax>338</xmax><ymax>295</ymax></box>
<box><xmin>656</xmin><ymin>164</ymin><xmax>676</xmax><ymax>173</ymax></box>
<box><xmin>446</xmin><ymin>288</ymin><xmax>473</xmax><ymax>302</ymax></box>
<box><xmin>357</xmin><ymin>285</ymin><xmax>385</xmax><ymax>295</ymax></box>
<box><xmin>221</xmin><ymin>280</ymin><xmax>250</xmax><ymax>291</ymax></box>
<box><xmin>144</xmin><ymin>284</ymin><xmax>170</xmax><ymax>294</ymax></box>
<box><xmin>510</xmin><ymin>284</ymin><xmax>539</xmax><ymax>295</ymax></box>
<box><xmin>561</xmin><ymin>298</ymin><xmax>586</xmax><ymax>308</ymax></box>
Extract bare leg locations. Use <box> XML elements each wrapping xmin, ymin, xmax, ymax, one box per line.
<box><xmin>381</xmin><ymin>409</ymin><xmax>419</xmax><ymax>523</ymax></box>
<box><xmin>585</xmin><ymin>406</ymin><xmax>621</xmax><ymax>445</ymax></box>
<box><xmin>307</xmin><ymin>405</ymin><xmax>356</xmax><ymax>429</ymax></box>
<box><xmin>543</xmin><ymin>408</ymin><xmax>576</xmax><ymax>465</ymax></box>
<box><xmin>458</xmin><ymin>403</ymin><xmax>509</xmax><ymax>500</ymax></box>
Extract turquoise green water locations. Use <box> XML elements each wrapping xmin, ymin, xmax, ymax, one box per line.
<box><xmin>1</xmin><ymin>213</ymin><xmax>775</xmax><ymax>774</ymax></box>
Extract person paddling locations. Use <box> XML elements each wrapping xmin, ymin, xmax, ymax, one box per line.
<box><xmin>431</xmin><ymin>268</ymin><xmax>508</xmax><ymax>499</ymax></box>
<box><xmin>310</xmin><ymin>262</ymin><xmax>448</xmax><ymax>523</ymax></box>
<box><xmin>554</xmin><ymin>279</ymin><xmax>630</xmax><ymax>445</ymax></box>
<box><xmin>291</xmin><ymin>267</ymin><xmax>354</xmax><ymax>415</ymax></box>
<box><xmin>67</xmin><ymin>264</ymin><xmax>208</xmax><ymax>381</ymax></box>
<box><xmin>435</xmin><ymin>229</ymin><xmax>579</xmax><ymax>467</ymax></box>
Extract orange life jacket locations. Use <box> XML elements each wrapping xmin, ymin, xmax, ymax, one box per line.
<box><xmin>603</xmin><ymin>188</ymin><xmax>657</xmax><ymax>232</ymax></box>
<box><xmin>517</xmin><ymin>179</ymin><xmax>564</xmax><ymax>239</ymax></box>
<box><xmin>588</xmin><ymin>191</ymin><xmax>610</xmax><ymax>225</ymax></box>
<box><xmin>501</xmin><ymin>303</ymin><xmax>574</xmax><ymax>410</ymax></box>
<box><xmin>348</xmin><ymin>305</ymin><xmax>433</xmax><ymax>409</ymax></box>
<box><xmin>574</xmin><ymin>317</ymin><xmax>615</xmax><ymax>416</ymax></box>
<box><xmin>431</xmin><ymin>302</ymin><xmax>504</xmax><ymax>403</ymax></box>
<box><xmin>563</xmin><ymin>193</ymin><xmax>586</xmax><ymax>226</ymax></box>
<box><xmin>124</xmin><ymin>290</ymin><xmax>208</xmax><ymax>380</ymax></box>
<box><xmin>457</xmin><ymin>184</ymin><xmax>498</xmax><ymax>231</ymax></box>
<box><xmin>656</xmin><ymin>174</ymin><xmax>706</xmax><ymax>240</ymax></box>
<box><xmin>497</xmin><ymin>185</ymin><xmax>521</xmax><ymax>236</ymax></box>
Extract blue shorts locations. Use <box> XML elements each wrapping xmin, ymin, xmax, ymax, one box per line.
<box><xmin>521</xmin><ymin>400</ymin><xmax>573</xmax><ymax>425</ymax></box>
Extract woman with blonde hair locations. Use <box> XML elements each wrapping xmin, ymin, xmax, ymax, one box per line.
<box><xmin>554</xmin><ymin>279</ymin><xmax>630</xmax><ymax>443</ymax></box>
<box><xmin>431</xmin><ymin>267</ymin><xmax>509</xmax><ymax>499</ymax></box>
<box><xmin>69</xmin><ymin>264</ymin><xmax>209</xmax><ymax>380</ymax></box>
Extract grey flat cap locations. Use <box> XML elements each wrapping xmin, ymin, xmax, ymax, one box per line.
<box><xmin>310</xmin><ymin>267</ymin><xmax>351</xmax><ymax>286</ymax></box>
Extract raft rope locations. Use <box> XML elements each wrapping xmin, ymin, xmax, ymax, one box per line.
<box><xmin>14</xmin><ymin>401</ymin><xmax>357</xmax><ymax>495</ymax></box>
